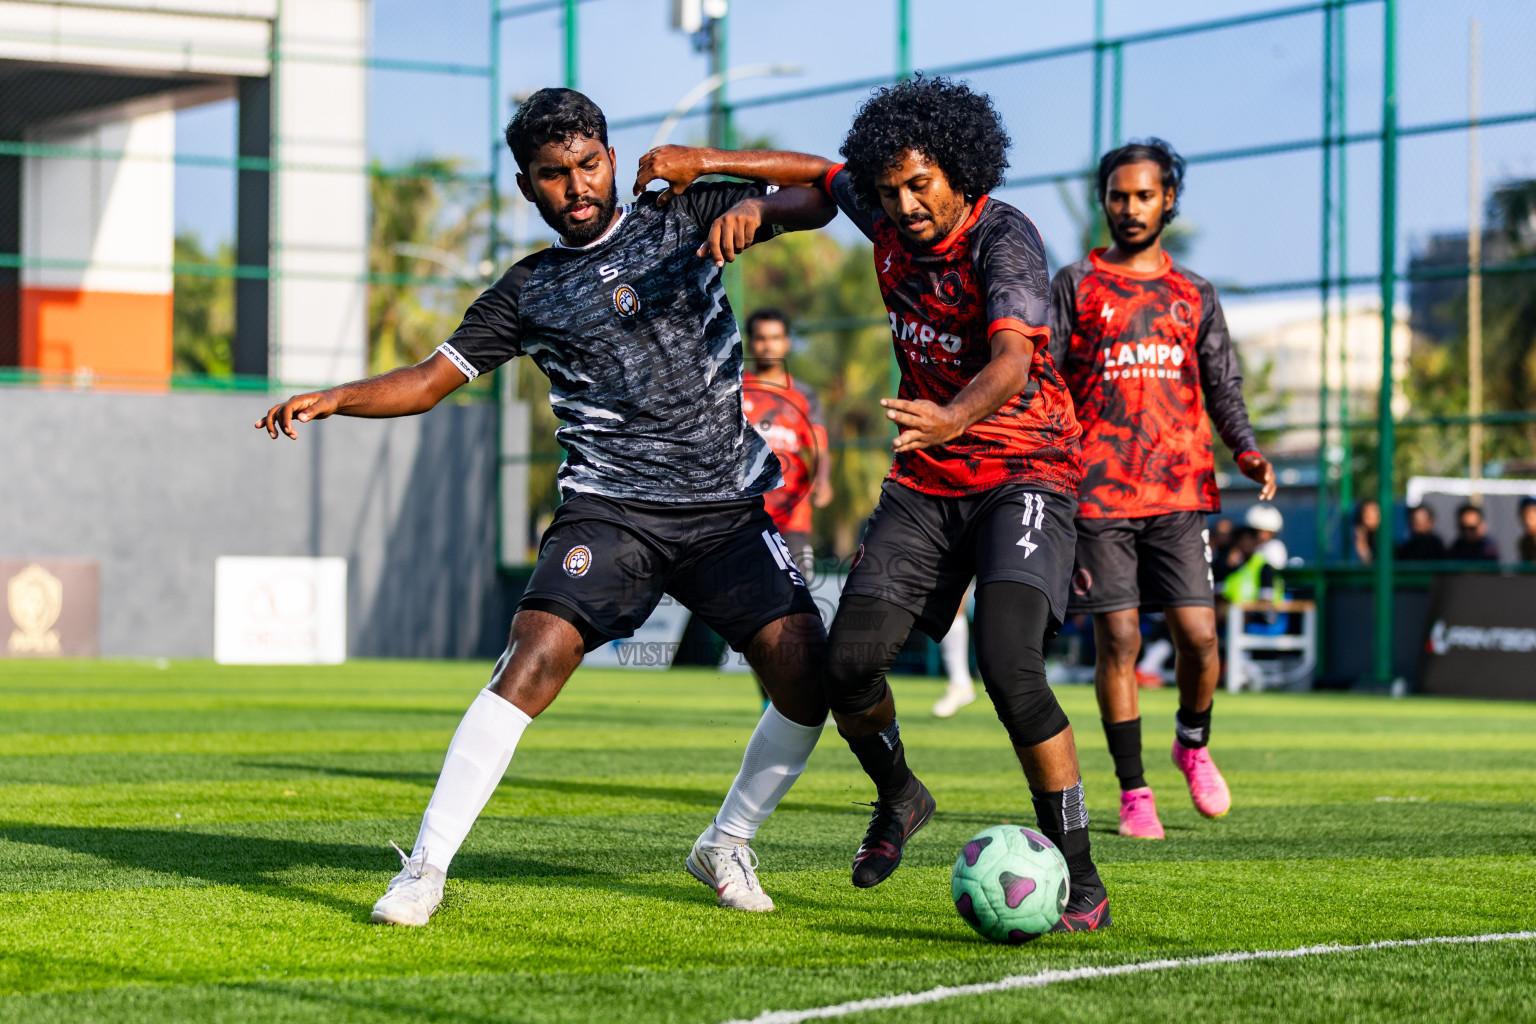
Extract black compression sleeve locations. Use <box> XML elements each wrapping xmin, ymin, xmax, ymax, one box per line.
<box><xmin>1194</xmin><ymin>279</ymin><xmax>1260</xmax><ymax>456</ymax></box>
<box><xmin>825</xmin><ymin>594</ymin><xmax>916</xmax><ymax>717</ymax></box>
<box><xmin>972</xmin><ymin>581</ymin><xmax>1070</xmax><ymax>747</ymax></box>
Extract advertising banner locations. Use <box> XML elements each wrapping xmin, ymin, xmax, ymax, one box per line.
<box><xmin>1419</xmin><ymin>574</ymin><xmax>1536</xmax><ymax>700</ymax></box>
<box><xmin>0</xmin><ymin>560</ymin><xmax>99</xmax><ymax>657</ymax></box>
<box><xmin>215</xmin><ymin>556</ymin><xmax>347</xmax><ymax>665</ymax></box>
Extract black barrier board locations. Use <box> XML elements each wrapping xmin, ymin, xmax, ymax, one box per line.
<box><xmin>1420</xmin><ymin>574</ymin><xmax>1536</xmax><ymax>700</ymax></box>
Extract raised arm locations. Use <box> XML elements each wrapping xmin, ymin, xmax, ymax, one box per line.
<box><xmin>634</xmin><ymin>146</ymin><xmax>835</xmax><ymax>203</ymax></box>
<box><xmin>254</xmin><ymin>352</ymin><xmax>466</xmax><ymax>440</ymax></box>
<box><xmin>695</xmin><ymin>185</ymin><xmax>836</xmax><ymax>266</ymax></box>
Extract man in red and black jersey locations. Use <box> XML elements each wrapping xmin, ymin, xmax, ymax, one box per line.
<box><xmin>1050</xmin><ymin>139</ymin><xmax>1277</xmax><ymax>839</ymax></box>
<box><xmin>741</xmin><ymin>307</ymin><xmax>833</xmax><ymax>569</ymax></box>
<box><xmin>638</xmin><ymin>76</ymin><xmax>1110</xmax><ymax>933</ymax></box>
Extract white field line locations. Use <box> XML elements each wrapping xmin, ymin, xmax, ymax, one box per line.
<box><xmin>718</xmin><ymin>931</ymin><xmax>1536</xmax><ymax>1024</ymax></box>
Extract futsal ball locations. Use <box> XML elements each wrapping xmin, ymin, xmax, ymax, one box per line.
<box><xmin>951</xmin><ymin>825</ymin><xmax>1069</xmax><ymax>943</ymax></box>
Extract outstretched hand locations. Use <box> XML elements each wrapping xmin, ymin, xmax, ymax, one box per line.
<box><xmin>255</xmin><ymin>391</ymin><xmax>338</xmax><ymax>440</ymax></box>
<box><xmin>633</xmin><ymin>145</ymin><xmax>709</xmax><ymax>205</ymax></box>
<box><xmin>883</xmin><ymin>397</ymin><xmax>964</xmax><ymax>454</ymax></box>
<box><xmin>1237</xmin><ymin>451</ymin><xmax>1278</xmax><ymax>500</ymax></box>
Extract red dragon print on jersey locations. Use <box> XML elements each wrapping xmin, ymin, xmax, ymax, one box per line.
<box><xmin>835</xmin><ymin>183</ymin><xmax>1082</xmax><ymax>498</ymax></box>
<box><xmin>1051</xmin><ymin>249</ymin><xmax>1260</xmax><ymax>519</ymax></box>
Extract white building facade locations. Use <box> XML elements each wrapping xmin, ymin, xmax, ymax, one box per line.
<box><xmin>0</xmin><ymin>0</ymin><xmax>367</xmax><ymax>386</ymax></box>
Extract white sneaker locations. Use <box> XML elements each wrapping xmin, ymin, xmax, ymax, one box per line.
<box><xmin>685</xmin><ymin>838</ymin><xmax>775</xmax><ymax>912</ymax></box>
<box><xmin>932</xmin><ymin>681</ymin><xmax>977</xmax><ymax>718</ymax></box>
<box><xmin>371</xmin><ymin>841</ymin><xmax>446</xmax><ymax>926</ymax></box>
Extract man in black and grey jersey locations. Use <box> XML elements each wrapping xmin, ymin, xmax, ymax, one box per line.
<box><xmin>256</xmin><ymin>88</ymin><xmax>835</xmax><ymax>925</ymax></box>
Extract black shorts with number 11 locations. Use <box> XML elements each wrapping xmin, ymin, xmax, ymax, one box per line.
<box><xmin>841</xmin><ymin>480</ymin><xmax>1077</xmax><ymax>639</ymax></box>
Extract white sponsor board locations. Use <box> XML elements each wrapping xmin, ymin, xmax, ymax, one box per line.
<box><xmin>581</xmin><ymin>596</ymin><xmax>692</xmax><ymax>670</ymax></box>
<box><xmin>718</xmin><ymin>571</ymin><xmax>848</xmax><ymax>674</ymax></box>
<box><xmin>215</xmin><ymin>556</ymin><xmax>347</xmax><ymax>664</ymax></box>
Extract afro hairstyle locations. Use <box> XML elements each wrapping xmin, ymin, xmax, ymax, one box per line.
<box><xmin>838</xmin><ymin>74</ymin><xmax>1010</xmax><ymax>209</ymax></box>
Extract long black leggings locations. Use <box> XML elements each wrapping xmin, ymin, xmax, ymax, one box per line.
<box><xmin>825</xmin><ymin>581</ymin><xmax>1071</xmax><ymax>747</ymax></box>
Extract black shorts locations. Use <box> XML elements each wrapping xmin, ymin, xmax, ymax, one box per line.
<box><xmin>1068</xmin><ymin>511</ymin><xmax>1214</xmax><ymax>614</ymax></box>
<box><xmin>781</xmin><ymin>530</ymin><xmax>814</xmax><ymax>583</ymax></box>
<box><xmin>841</xmin><ymin>480</ymin><xmax>1077</xmax><ymax>640</ymax></box>
<box><xmin>518</xmin><ymin>494</ymin><xmax>819</xmax><ymax>653</ymax></box>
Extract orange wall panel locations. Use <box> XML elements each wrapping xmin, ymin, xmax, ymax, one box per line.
<box><xmin>20</xmin><ymin>288</ymin><xmax>173</xmax><ymax>385</ymax></box>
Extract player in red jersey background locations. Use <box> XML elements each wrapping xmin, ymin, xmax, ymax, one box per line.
<box><xmin>1051</xmin><ymin>138</ymin><xmax>1277</xmax><ymax>839</ymax></box>
<box><xmin>741</xmin><ymin>307</ymin><xmax>833</xmax><ymax>572</ymax></box>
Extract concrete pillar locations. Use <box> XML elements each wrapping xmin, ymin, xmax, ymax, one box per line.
<box><xmin>270</xmin><ymin>0</ymin><xmax>368</xmax><ymax>387</ymax></box>
<box><xmin>234</xmin><ymin>76</ymin><xmax>270</xmax><ymax>379</ymax></box>
<box><xmin>20</xmin><ymin>105</ymin><xmax>175</xmax><ymax>385</ymax></box>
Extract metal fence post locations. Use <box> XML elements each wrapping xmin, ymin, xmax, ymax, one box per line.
<box><xmin>1336</xmin><ymin>2</ymin><xmax>1353</xmax><ymax>532</ymax></box>
<box><xmin>1314</xmin><ymin>0</ymin><xmax>1336</xmax><ymax>674</ymax></box>
<box><xmin>563</xmin><ymin>0</ymin><xmax>578</xmax><ymax>90</ymax></box>
<box><xmin>1373</xmin><ymin>0</ymin><xmax>1398</xmax><ymax>686</ymax></box>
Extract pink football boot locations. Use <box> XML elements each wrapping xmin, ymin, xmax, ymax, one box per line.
<box><xmin>1118</xmin><ymin>787</ymin><xmax>1165</xmax><ymax>839</ymax></box>
<box><xmin>1172</xmin><ymin>740</ymin><xmax>1231</xmax><ymax>818</ymax></box>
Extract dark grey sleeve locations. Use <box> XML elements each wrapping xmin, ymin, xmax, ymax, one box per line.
<box><xmin>1195</xmin><ymin>279</ymin><xmax>1261</xmax><ymax>456</ymax></box>
<box><xmin>670</xmin><ymin>180</ymin><xmax>780</xmax><ymax>244</ymax></box>
<box><xmin>1048</xmin><ymin>267</ymin><xmax>1079</xmax><ymax>368</ymax></box>
<box><xmin>820</xmin><ymin>164</ymin><xmax>878</xmax><ymax>241</ymax></box>
<box><xmin>436</xmin><ymin>255</ymin><xmax>539</xmax><ymax>380</ymax></box>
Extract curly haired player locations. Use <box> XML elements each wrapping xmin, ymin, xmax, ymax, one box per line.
<box><xmin>1050</xmin><ymin>139</ymin><xmax>1276</xmax><ymax>839</ymax></box>
<box><xmin>637</xmin><ymin>75</ymin><xmax>1110</xmax><ymax>932</ymax></box>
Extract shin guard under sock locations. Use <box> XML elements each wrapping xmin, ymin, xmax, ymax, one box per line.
<box><xmin>1102</xmin><ymin>717</ymin><xmax>1147</xmax><ymax>791</ymax></box>
<box><xmin>843</xmin><ymin>717</ymin><xmax>917</xmax><ymax>802</ymax></box>
<box><xmin>1031</xmin><ymin>780</ymin><xmax>1104</xmax><ymax>895</ymax></box>
<box><xmin>1175</xmin><ymin>704</ymin><xmax>1213</xmax><ymax>749</ymax></box>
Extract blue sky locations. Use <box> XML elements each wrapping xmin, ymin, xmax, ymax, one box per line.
<box><xmin>176</xmin><ymin>0</ymin><xmax>1536</xmax><ymax>291</ymax></box>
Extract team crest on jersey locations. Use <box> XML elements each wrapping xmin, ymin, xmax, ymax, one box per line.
<box><xmin>1170</xmin><ymin>299</ymin><xmax>1194</xmax><ymax>326</ymax></box>
<box><xmin>563</xmin><ymin>545</ymin><xmax>593</xmax><ymax>577</ymax></box>
<box><xmin>931</xmin><ymin>270</ymin><xmax>964</xmax><ymax>306</ymax></box>
<box><xmin>613</xmin><ymin>284</ymin><xmax>640</xmax><ymax>317</ymax></box>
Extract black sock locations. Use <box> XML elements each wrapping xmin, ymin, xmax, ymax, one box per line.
<box><xmin>1031</xmin><ymin>780</ymin><xmax>1103</xmax><ymax>896</ymax></box>
<box><xmin>1175</xmin><ymin>704</ymin><xmax>1213</xmax><ymax>749</ymax></box>
<box><xmin>1102</xmin><ymin>718</ymin><xmax>1147</xmax><ymax>791</ymax></box>
<box><xmin>842</xmin><ymin>717</ymin><xmax>917</xmax><ymax>802</ymax></box>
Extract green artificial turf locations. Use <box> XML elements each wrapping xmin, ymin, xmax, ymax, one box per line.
<box><xmin>1</xmin><ymin>659</ymin><xmax>1533</xmax><ymax>1023</ymax></box>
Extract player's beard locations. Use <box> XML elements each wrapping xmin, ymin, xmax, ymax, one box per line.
<box><xmin>537</xmin><ymin>179</ymin><xmax>619</xmax><ymax>247</ymax></box>
<box><xmin>1108</xmin><ymin>215</ymin><xmax>1164</xmax><ymax>254</ymax></box>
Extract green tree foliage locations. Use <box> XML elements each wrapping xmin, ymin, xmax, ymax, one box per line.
<box><xmin>172</xmin><ymin>233</ymin><xmax>234</xmax><ymax>376</ymax></box>
<box><xmin>1404</xmin><ymin>178</ymin><xmax>1536</xmax><ymax>478</ymax></box>
<box><xmin>368</xmin><ymin>158</ymin><xmax>488</xmax><ymax>375</ymax></box>
<box><xmin>737</xmin><ymin>229</ymin><xmax>893</xmax><ymax>556</ymax></box>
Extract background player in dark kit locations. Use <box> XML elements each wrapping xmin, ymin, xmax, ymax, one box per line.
<box><xmin>638</xmin><ymin>76</ymin><xmax>1111</xmax><ymax>933</ymax></box>
<box><xmin>257</xmin><ymin>89</ymin><xmax>836</xmax><ymax>922</ymax></box>
<box><xmin>1050</xmin><ymin>139</ymin><xmax>1276</xmax><ymax>839</ymax></box>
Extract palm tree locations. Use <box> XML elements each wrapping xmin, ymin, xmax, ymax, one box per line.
<box><xmin>367</xmin><ymin>158</ymin><xmax>489</xmax><ymax>375</ymax></box>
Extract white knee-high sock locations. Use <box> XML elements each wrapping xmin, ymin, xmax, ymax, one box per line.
<box><xmin>707</xmin><ymin>705</ymin><xmax>825</xmax><ymax>844</ymax></box>
<box><xmin>413</xmin><ymin>688</ymin><xmax>532</xmax><ymax>873</ymax></box>
<box><xmin>943</xmin><ymin>614</ymin><xmax>973</xmax><ymax>689</ymax></box>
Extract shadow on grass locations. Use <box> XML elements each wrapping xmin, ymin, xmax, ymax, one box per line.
<box><xmin>237</xmin><ymin>761</ymin><xmax>852</xmax><ymax>814</ymax></box>
<box><xmin>0</xmin><ymin>823</ymin><xmax>758</xmax><ymax>914</ymax></box>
